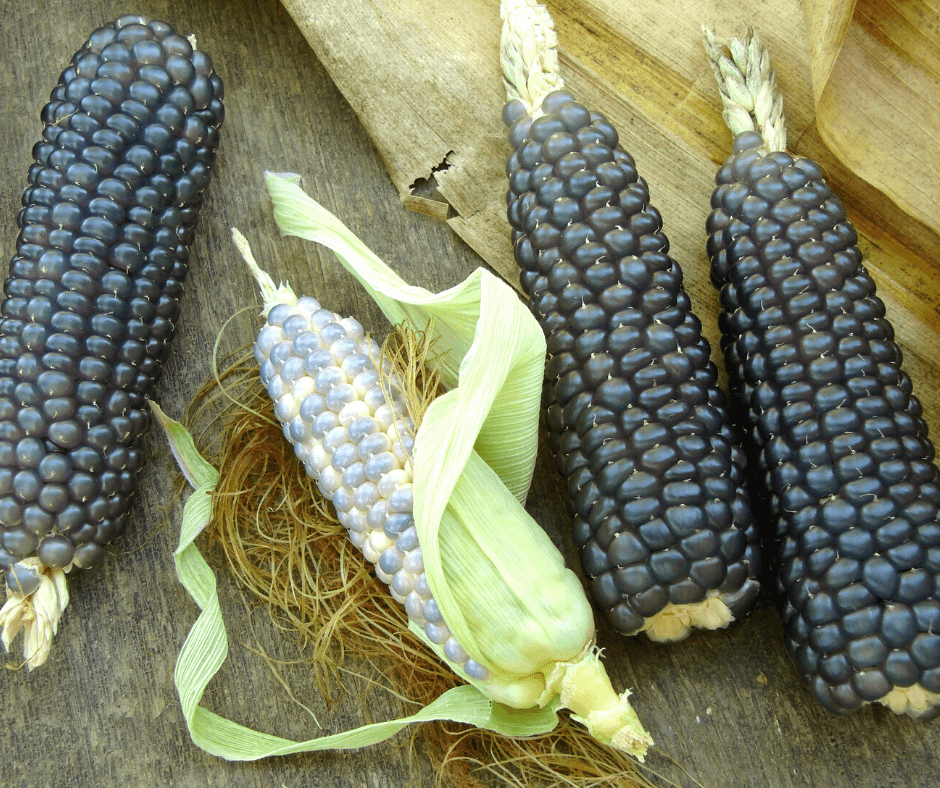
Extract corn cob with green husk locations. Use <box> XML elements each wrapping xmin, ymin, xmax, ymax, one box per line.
<box><xmin>703</xmin><ymin>27</ymin><xmax>940</xmax><ymax>719</ymax></box>
<box><xmin>224</xmin><ymin>175</ymin><xmax>653</xmax><ymax>758</ymax></box>
<box><xmin>499</xmin><ymin>0</ymin><xmax>760</xmax><ymax>642</ymax></box>
<box><xmin>0</xmin><ymin>15</ymin><xmax>223</xmax><ymax>667</ymax></box>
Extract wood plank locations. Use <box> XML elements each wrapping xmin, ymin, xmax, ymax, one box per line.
<box><xmin>2</xmin><ymin>1</ymin><xmax>940</xmax><ymax>788</ymax></box>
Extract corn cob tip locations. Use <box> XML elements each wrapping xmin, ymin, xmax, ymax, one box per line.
<box><xmin>499</xmin><ymin>0</ymin><xmax>564</xmax><ymax>117</ymax></box>
<box><xmin>231</xmin><ymin>228</ymin><xmax>297</xmax><ymax>315</ymax></box>
<box><xmin>550</xmin><ymin>646</ymin><xmax>652</xmax><ymax>761</ymax></box>
<box><xmin>0</xmin><ymin>558</ymin><xmax>69</xmax><ymax>669</ymax></box>
<box><xmin>702</xmin><ymin>25</ymin><xmax>787</xmax><ymax>152</ymax></box>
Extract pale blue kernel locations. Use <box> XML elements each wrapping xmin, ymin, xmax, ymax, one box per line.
<box><xmin>267</xmin><ymin>303</ymin><xmax>293</xmax><ymax>327</ymax></box>
<box><xmin>463</xmin><ymin>659</ymin><xmax>490</xmax><ymax>681</ymax></box>
<box><xmin>330</xmin><ymin>442</ymin><xmax>359</xmax><ymax>471</ymax></box>
<box><xmin>304</xmin><ymin>348</ymin><xmax>335</xmax><ymax>376</ymax></box>
<box><xmin>293</xmin><ymin>331</ymin><xmax>322</xmax><ymax>357</ymax></box>
<box><xmin>424</xmin><ymin>622</ymin><xmax>449</xmax><ymax>645</ymax></box>
<box><xmin>281</xmin><ymin>314</ymin><xmax>308</xmax><ymax>339</ymax></box>
<box><xmin>423</xmin><ymin>598</ymin><xmax>443</xmax><ymax>624</ymax></box>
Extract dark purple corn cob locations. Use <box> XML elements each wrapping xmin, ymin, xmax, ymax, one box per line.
<box><xmin>502</xmin><ymin>89</ymin><xmax>760</xmax><ymax>641</ymax></box>
<box><xmin>0</xmin><ymin>15</ymin><xmax>223</xmax><ymax>584</ymax></box>
<box><xmin>706</xmin><ymin>129</ymin><xmax>940</xmax><ymax>718</ymax></box>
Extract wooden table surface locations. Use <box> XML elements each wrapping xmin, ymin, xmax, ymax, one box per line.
<box><xmin>2</xmin><ymin>1</ymin><xmax>939</xmax><ymax>787</ymax></box>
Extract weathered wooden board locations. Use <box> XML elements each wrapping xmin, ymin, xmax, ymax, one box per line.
<box><xmin>1</xmin><ymin>1</ymin><xmax>940</xmax><ymax>787</ymax></box>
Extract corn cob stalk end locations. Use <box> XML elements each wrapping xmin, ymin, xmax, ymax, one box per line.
<box><xmin>0</xmin><ymin>557</ymin><xmax>69</xmax><ymax>669</ymax></box>
<box><xmin>547</xmin><ymin>645</ymin><xmax>653</xmax><ymax>759</ymax></box>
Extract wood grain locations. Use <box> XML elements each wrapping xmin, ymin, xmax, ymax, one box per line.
<box><xmin>2</xmin><ymin>1</ymin><xmax>940</xmax><ymax>787</ymax></box>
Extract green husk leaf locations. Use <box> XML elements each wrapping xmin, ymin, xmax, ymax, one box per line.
<box><xmin>265</xmin><ymin>171</ymin><xmax>546</xmax><ymax>504</ymax></box>
<box><xmin>157</xmin><ymin>408</ymin><xmax>561</xmax><ymax>760</ymax></box>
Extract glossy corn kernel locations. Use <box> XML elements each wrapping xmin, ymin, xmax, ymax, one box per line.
<box><xmin>0</xmin><ymin>14</ymin><xmax>223</xmax><ymax>584</ymax></box>
<box><xmin>707</xmin><ymin>130</ymin><xmax>940</xmax><ymax>719</ymax></box>
<box><xmin>503</xmin><ymin>90</ymin><xmax>760</xmax><ymax>640</ymax></box>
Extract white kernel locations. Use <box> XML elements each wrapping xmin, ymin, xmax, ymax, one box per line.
<box><xmin>323</xmin><ymin>425</ymin><xmax>350</xmax><ymax>453</ymax></box>
<box><xmin>330</xmin><ymin>337</ymin><xmax>359</xmax><ymax>363</ymax></box>
<box><xmin>402</xmin><ymin>548</ymin><xmax>424</xmax><ymax>575</ymax></box>
<box><xmin>344</xmin><ymin>507</ymin><xmax>370</xmax><ymax>533</ymax></box>
<box><xmin>339</xmin><ymin>316</ymin><xmax>364</xmax><ymax>341</ymax></box>
<box><xmin>293</xmin><ymin>441</ymin><xmax>309</xmax><ymax>463</ymax></box>
<box><xmin>375</xmin><ymin>565</ymin><xmax>394</xmax><ymax>585</ymax></box>
<box><xmin>274</xmin><ymin>393</ymin><xmax>299</xmax><ymax>422</ymax></box>
<box><xmin>404</xmin><ymin>591</ymin><xmax>425</xmax><ymax>621</ymax></box>
<box><xmin>305</xmin><ymin>444</ymin><xmax>329</xmax><ymax>475</ymax></box>
<box><xmin>367</xmin><ymin>499</ymin><xmax>388</xmax><ymax>529</ymax></box>
<box><xmin>291</xmin><ymin>376</ymin><xmax>317</xmax><ymax>401</ymax></box>
<box><xmin>318</xmin><ymin>466</ymin><xmax>342</xmax><ymax>496</ymax></box>
<box><xmin>367</xmin><ymin>530</ymin><xmax>394</xmax><ymax>557</ymax></box>
<box><xmin>352</xmin><ymin>369</ymin><xmax>381</xmax><ymax>397</ymax></box>
<box><xmin>377</xmin><ymin>469</ymin><xmax>410</xmax><ymax>498</ymax></box>
<box><xmin>294</xmin><ymin>296</ymin><xmax>321</xmax><ymax>316</ymax></box>
<box><xmin>374</xmin><ymin>403</ymin><xmax>395</xmax><ymax>431</ymax></box>
<box><xmin>338</xmin><ymin>400</ymin><xmax>370</xmax><ymax>427</ymax></box>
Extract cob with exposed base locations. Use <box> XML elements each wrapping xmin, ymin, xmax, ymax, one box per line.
<box><xmin>703</xmin><ymin>27</ymin><xmax>940</xmax><ymax>718</ymax></box>
<box><xmin>232</xmin><ymin>209</ymin><xmax>652</xmax><ymax>758</ymax></box>
<box><xmin>0</xmin><ymin>15</ymin><xmax>223</xmax><ymax>667</ymax></box>
<box><xmin>499</xmin><ymin>0</ymin><xmax>760</xmax><ymax>641</ymax></box>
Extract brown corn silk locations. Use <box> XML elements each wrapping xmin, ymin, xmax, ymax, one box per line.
<box><xmin>182</xmin><ymin>327</ymin><xmax>659</xmax><ymax>788</ymax></box>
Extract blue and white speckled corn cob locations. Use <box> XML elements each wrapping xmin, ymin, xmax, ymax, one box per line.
<box><xmin>235</xmin><ymin>230</ymin><xmax>488</xmax><ymax>682</ymax></box>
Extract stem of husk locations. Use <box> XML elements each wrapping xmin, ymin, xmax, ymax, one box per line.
<box><xmin>545</xmin><ymin>645</ymin><xmax>653</xmax><ymax>762</ymax></box>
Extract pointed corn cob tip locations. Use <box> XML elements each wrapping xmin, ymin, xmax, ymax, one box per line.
<box><xmin>549</xmin><ymin>646</ymin><xmax>652</xmax><ymax>760</ymax></box>
<box><xmin>0</xmin><ymin>557</ymin><xmax>69</xmax><ymax>669</ymax></box>
<box><xmin>500</xmin><ymin>0</ymin><xmax>564</xmax><ymax>117</ymax></box>
<box><xmin>702</xmin><ymin>25</ymin><xmax>786</xmax><ymax>152</ymax></box>
<box><xmin>231</xmin><ymin>228</ymin><xmax>297</xmax><ymax>315</ymax></box>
